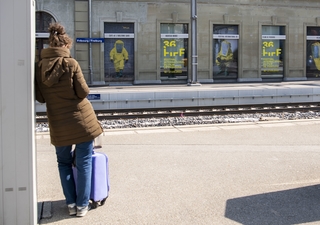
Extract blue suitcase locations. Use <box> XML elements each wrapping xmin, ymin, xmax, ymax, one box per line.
<box><xmin>73</xmin><ymin>150</ymin><xmax>110</xmax><ymax>208</ymax></box>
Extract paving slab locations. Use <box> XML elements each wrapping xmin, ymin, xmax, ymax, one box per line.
<box><xmin>37</xmin><ymin>119</ymin><xmax>320</xmax><ymax>225</ymax></box>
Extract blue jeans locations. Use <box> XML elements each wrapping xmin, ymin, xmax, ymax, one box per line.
<box><xmin>55</xmin><ymin>140</ymin><xmax>93</xmax><ymax>207</ymax></box>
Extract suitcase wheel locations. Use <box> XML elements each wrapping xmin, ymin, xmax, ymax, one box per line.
<box><xmin>101</xmin><ymin>197</ymin><xmax>108</xmax><ymax>206</ymax></box>
<box><xmin>90</xmin><ymin>197</ymin><xmax>108</xmax><ymax>209</ymax></box>
<box><xmin>91</xmin><ymin>201</ymin><xmax>99</xmax><ymax>209</ymax></box>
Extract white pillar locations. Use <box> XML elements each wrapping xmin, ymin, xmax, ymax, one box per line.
<box><xmin>0</xmin><ymin>0</ymin><xmax>37</xmax><ymax>224</ymax></box>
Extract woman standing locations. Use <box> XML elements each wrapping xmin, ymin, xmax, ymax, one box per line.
<box><xmin>35</xmin><ymin>22</ymin><xmax>103</xmax><ymax>217</ymax></box>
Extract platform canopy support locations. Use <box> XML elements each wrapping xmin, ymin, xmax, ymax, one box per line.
<box><xmin>189</xmin><ymin>0</ymin><xmax>201</xmax><ymax>86</ymax></box>
<box><xmin>0</xmin><ymin>0</ymin><xmax>37</xmax><ymax>224</ymax></box>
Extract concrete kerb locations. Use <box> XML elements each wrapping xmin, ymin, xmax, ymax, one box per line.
<box><xmin>35</xmin><ymin>119</ymin><xmax>320</xmax><ymax>139</ymax></box>
<box><xmin>108</xmin><ymin>118</ymin><xmax>320</xmax><ymax>132</ymax></box>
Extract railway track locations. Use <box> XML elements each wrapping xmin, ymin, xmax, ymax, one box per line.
<box><xmin>36</xmin><ymin>102</ymin><xmax>320</xmax><ymax>123</ymax></box>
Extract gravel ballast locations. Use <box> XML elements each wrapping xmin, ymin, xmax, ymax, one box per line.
<box><xmin>36</xmin><ymin>111</ymin><xmax>320</xmax><ymax>132</ymax></box>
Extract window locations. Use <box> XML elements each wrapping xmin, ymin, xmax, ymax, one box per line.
<box><xmin>306</xmin><ymin>27</ymin><xmax>320</xmax><ymax>78</ymax></box>
<box><xmin>160</xmin><ymin>24</ymin><xmax>188</xmax><ymax>82</ymax></box>
<box><xmin>36</xmin><ymin>11</ymin><xmax>55</xmax><ymax>32</ymax></box>
<box><xmin>35</xmin><ymin>12</ymin><xmax>55</xmax><ymax>62</ymax></box>
<box><xmin>213</xmin><ymin>25</ymin><xmax>239</xmax><ymax>79</ymax></box>
<box><xmin>261</xmin><ymin>26</ymin><xmax>286</xmax><ymax>78</ymax></box>
<box><xmin>104</xmin><ymin>23</ymin><xmax>134</xmax><ymax>82</ymax></box>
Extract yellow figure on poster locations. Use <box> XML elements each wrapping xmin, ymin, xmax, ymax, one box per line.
<box><xmin>110</xmin><ymin>40</ymin><xmax>129</xmax><ymax>77</ymax></box>
<box><xmin>216</xmin><ymin>40</ymin><xmax>233</xmax><ymax>76</ymax></box>
<box><xmin>311</xmin><ymin>42</ymin><xmax>320</xmax><ymax>71</ymax></box>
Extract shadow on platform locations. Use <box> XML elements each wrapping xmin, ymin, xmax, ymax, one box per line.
<box><xmin>39</xmin><ymin>200</ymin><xmax>72</xmax><ymax>224</ymax></box>
<box><xmin>225</xmin><ymin>185</ymin><xmax>320</xmax><ymax>225</ymax></box>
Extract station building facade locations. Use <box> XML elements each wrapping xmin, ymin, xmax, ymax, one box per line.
<box><xmin>35</xmin><ymin>0</ymin><xmax>320</xmax><ymax>85</ymax></box>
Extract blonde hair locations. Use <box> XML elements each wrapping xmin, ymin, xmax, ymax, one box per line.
<box><xmin>48</xmin><ymin>22</ymin><xmax>73</xmax><ymax>49</ymax></box>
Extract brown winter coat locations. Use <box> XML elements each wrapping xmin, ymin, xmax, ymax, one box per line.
<box><xmin>35</xmin><ymin>47</ymin><xmax>103</xmax><ymax>146</ymax></box>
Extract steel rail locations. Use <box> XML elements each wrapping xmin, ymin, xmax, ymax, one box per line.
<box><xmin>36</xmin><ymin>102</ymin><xmax>320</xmax><ymax>123</ymax></box>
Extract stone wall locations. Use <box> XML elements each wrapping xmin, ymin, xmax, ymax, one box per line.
<box><xmin>37</xmin><ymin>0</ymin><xmax>320</xmax><ymax>84</ymax></box>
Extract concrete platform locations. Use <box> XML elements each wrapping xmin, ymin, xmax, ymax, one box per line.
<box><xmin>37</xmin><ymin>119</ymin><xmax>320</xmax><ymax>225</ymax></box>
<box><xmin>35</xmin><ymin>81</ymin><xmax>320</xmax><ymax>112</ymax></box>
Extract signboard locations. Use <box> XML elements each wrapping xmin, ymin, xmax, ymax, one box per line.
<box><xmin>161</xmin><ymin>34</ymin><xmax>188</xmax><ymax>39</ymax></box>
<box><xmin>105</xmin><ymin>33</ymin><xmax>135</xmax><ymax>39</ymax></box>
<box><xmin>87</xmin><ymin>94</ymin><xmax>101</xmax><ymax>100</ymax></box>
<box><xmin>213</xmin><ymin>34</ymin><xmax>239</xmax><ymax>40</ymax></box>
<box><xmin>307</xmin><ymin>36</ymin><xmax>320</xmax><ymax>41</ymax></box>
<box><xmin>76</xmin><ymin>38</ymin><xmax>104</xmax><ymax>43</ymax></box>
<box><xmin>262</xmin><ymin>35</ymin><xmax>286</xmax><ymax>40</ymax></box>
<box><xmin>36</xmin><ymin>33</ymin><xmax>49</xmax><ymax>38</ymax></box>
